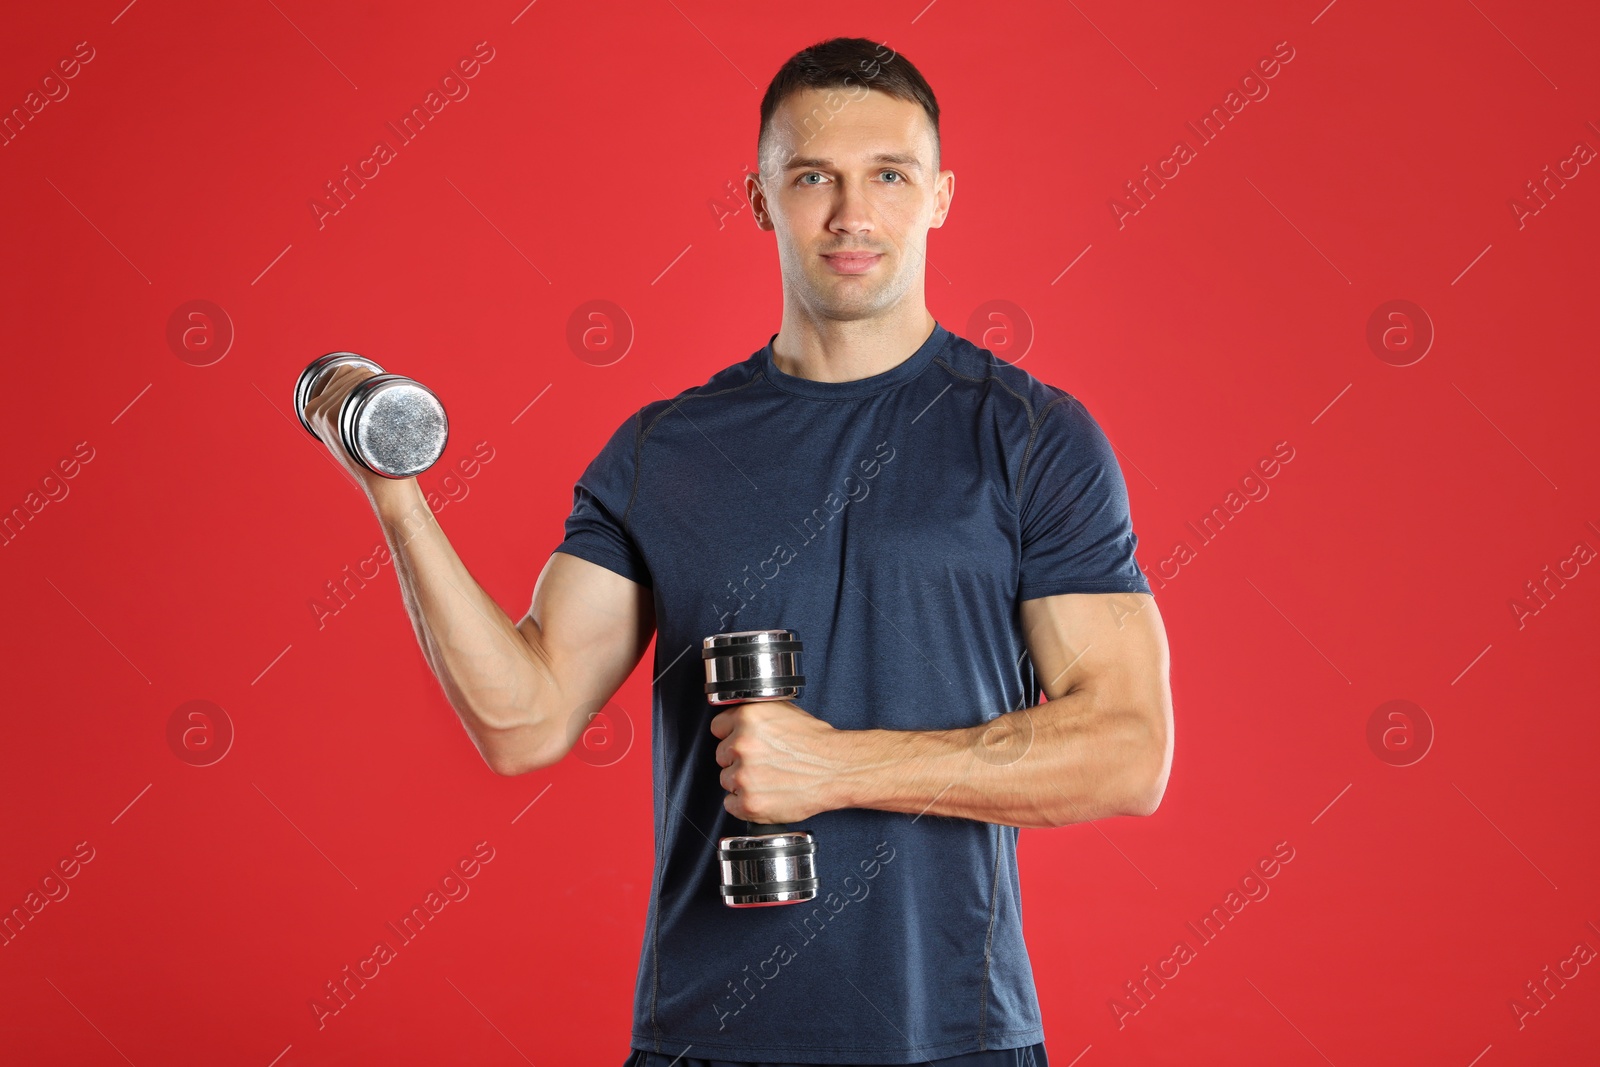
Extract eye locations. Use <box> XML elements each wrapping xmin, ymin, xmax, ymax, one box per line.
<box><xmin>793</xmin><ymin>170</ymin><xmax>909</xmax><ymax>186</ymax></box>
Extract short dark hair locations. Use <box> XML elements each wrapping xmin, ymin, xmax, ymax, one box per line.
<box><xmin>757</xmin><ymin>37</ymin><xmax>941</xmax><ymax>177</ymax></box>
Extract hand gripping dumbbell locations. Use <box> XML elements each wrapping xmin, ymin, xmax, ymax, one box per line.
<box><xmin>703</xmin><ymin>629</ymin><xmax>820</xmax><ymax>908</ymax></box>
<box><xmin>294</xmin><ymin>351</ymin><xmax>449</xmax><ymax>478</ymax></box>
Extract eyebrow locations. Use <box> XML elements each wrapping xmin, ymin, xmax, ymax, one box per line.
<box><xmin>782</xmin><ymin>153</ymin><xmax>923</xmax><ymax>173</ymax></box>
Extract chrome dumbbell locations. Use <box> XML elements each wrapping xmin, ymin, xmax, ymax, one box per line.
<box><xmin>703</xmin><ymin>628</ymin><xmax>819</xmax><ymax>909</ymax></box>
<box><xmin>294</xmin><ymin>351</ymin><xmax>448</xmax><ymax>478</ymax></box>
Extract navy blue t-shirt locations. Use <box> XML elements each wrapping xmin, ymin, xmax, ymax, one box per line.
<box><xmin>554</xmin><ymin>321</ymin><xmax>1150</xmax><ymax>1065</ymax></box>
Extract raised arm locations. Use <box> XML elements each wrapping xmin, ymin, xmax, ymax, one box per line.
<box><xmin>374</xmin><ymin>481</ymin><xmax>654</xmax><ymax>776</ymax></box>
<box><xmin>303</xmin><ymin>363</ymin><xmax>654</xmax><ymax>777</ymax></box>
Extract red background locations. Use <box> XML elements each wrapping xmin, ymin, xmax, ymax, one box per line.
<box><xmin>2</xmin><ymin>1</ymin><xmax>1597</xmax><ymax>1064</ymax></box>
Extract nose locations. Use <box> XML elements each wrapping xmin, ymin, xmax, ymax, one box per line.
<box><xmin>829</xmin><ymin>176</ymin><xmax>878</xmax><ymax>239</ymax></box>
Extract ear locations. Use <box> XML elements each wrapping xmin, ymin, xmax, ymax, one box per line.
<box><xmin>745</xmin><ymin>170</ymin><xmax>774</xmax><ymax>231</ymax></box>
<box><xmin>931</xmin><ymin>169</ymin><xmax>955</xmax><ymax>229</ymax></box>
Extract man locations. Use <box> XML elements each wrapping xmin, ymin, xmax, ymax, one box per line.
<box><xmin>305</xmin><ymin>34</ymin><xmax>1172</xmax><ymax>1067</ymax></box>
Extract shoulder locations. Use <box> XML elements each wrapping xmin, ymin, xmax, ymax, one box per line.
<box><xmin>934</xmin><ymin>329</ymin><xmax>1125</xmax><ymax>507</ymax></box>
<box><xmin>933</xmin><ymin>326</ymin><xmax>1092</xmax><ymax>430</ymax></box>
<box><xmin>631</xmin><ymin>353</ymin><xmax>765</xmax><ymax>438</ymax></box>
<box><xmin>579</xmin><ymin>352</ymin><xmax>763</xmax><ymax>482</ymax></box>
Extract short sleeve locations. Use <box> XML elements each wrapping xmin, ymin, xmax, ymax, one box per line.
<box><xmin>553</xmin><ymin>410</ymin><xmax>653</xmax><ymax>588</ymax></box>
<box><xmin>1017</xmin><ymin>393</ymin><xmax>1150</xmax><ymax>600</ymax></box>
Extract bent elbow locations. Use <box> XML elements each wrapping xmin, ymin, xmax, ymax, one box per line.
<box><xmin>488</xmin><ymin>741</ymin><xmax>570</xmax><ymax>777</ymax></box>
<box><xmin>1126</xmin><ymin>757</ymin><xmax>1170</xmax><ymax>816</ymax></box>
<box><xmin>1125</xmin><ymin>778</ymin><xmax>1166</xmax><ymax>817</ymax></box>
<box><xmin>483</xmin><ymin>735</ymin><xmax>563</xmax><ymax>777</ymax></box>
<box><xmin>476</xmin><ymin>705</ymin><xmax>571</xmax><ymax>777</ymax></box>
<box><xmin>488</xmin><ymin>753</ymin><xmax>529</xmax><ymax>777</ymax></box>
<box><xmin>1123</xmin><ymin>708</ymin><xmax>1172</xmax><ymax>817</ymax></box>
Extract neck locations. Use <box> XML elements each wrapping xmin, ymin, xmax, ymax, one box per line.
<box><xmin>769</xmin><ymin>304</ymin><xmax>937</xmax><ymax>384</ymax></box>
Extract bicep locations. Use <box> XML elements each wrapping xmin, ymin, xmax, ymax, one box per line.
<box><xmin>1021</xmin><ymin>591</ymin><xmax>1173</xmax><ymax>816</ymax></box>
<box><xmin>1020</xmin><ymin>591</ymin><xmax>1169</xmax><ymax>710</ymax></box>
<box><xmin>515</xmin><ymin>550</ymin><xmax>656</xmax><ymax>764</ymax></box>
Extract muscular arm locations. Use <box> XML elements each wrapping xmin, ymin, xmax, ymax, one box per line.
<box><xmin>300</xmin><ymin>358</ymin><xmax>655</xmax><ymax>778</ymax></box>
<box><xmin>374</xmin><ymin>480</ymin><xmax>654</xmax><ymax>776</ymax></box>
<box><xmin>819</xmin><ymin>591</ymin><xmax>1172</xmax><ymax>828</ymax></box>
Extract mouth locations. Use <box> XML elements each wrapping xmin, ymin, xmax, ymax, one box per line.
<box><xmin>822</xmin><ymin>252</ymin><xmax>883</xmax><ymax>275</ymax></box>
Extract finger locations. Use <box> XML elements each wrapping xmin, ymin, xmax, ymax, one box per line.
<box><xmin>309</xmin><ymin>374</ymin><xmax>353</xmax><ymax>424</ymax></box>
<box><xmin>307</xmin><ymin>369</ymin><xmax>379</xmax><ymax>428</ymax></box>
<box><xmin>308</xmin><ymin>363</ymin><xmax>358</xmax><ymax>402</ymax></box>
<box><xmin>305</xmin><ymin>367</ymin><xmax>333</xmax><ymax>403</ymax></box>
<box><xmin>313</xmin><ymin>365</ymin><xmax>379</xmax><ymax>412</ymax></box>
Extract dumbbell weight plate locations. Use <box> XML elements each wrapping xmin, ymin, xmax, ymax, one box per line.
<box><xmin>294</xmin><ymin>352</ymin><xmax>385</xmax><ymax>439</ymax></box>
<box><xmin>702</xmin><ymin>629</ymin><xmax>804</xmax><ymax>704</ymax></box>
<box><xmin>337</xmin><ymin>373</ymin><xmax>449</xmax><ymax>478</ymax></box>
<box><xmin>718</xmin><ymin>831</ymin><xmax>819</xmax><ymax>907</ymax></box>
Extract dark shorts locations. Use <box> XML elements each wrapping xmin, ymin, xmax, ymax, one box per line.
<box><xmin>622</xmin><ymin>1042</ymin><xmax>1049</xmax><ymax>1067</ymax></box>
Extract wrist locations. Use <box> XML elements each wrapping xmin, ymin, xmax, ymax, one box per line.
<box><xmin>370</xmin><ymin>478</ymin><xmax>428</xmax><ymax>532</ymax></box>
<box><xmin>823</xmin><ymin>726</ymin><xmax>876</xmax><ymax>813</ymax></box>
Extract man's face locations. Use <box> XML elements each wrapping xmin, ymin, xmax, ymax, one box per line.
<box><xmin>749</xmin><ymin>87</ymin><xmax>953</xmax><ymax>322</ymax></box>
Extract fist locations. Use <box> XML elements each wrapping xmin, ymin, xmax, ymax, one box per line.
<box><xmin>302</xmin><ymin>363</ymin><xmax>408</xmax><ymax>499</ymax></box>
<box><xmin>709</xmin><ymin>700</ymin><xmax>840</xmax><ymax>824</ymax></box>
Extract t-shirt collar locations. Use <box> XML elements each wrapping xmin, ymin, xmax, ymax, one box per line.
<box><xmin>758</xmin><ymin>321</ymin><xmax>949</xmax><ymax>400</ymax></box>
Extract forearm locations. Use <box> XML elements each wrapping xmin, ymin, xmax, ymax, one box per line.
<box><xmin>825</xmin><ymin>687</ymin><xmax>1161</xmax><ymax>829</ymax></box>
<box><xmin>370</xmin><ymin>481</ymin><xmax>560</xmax><ymax>771</ymax></box>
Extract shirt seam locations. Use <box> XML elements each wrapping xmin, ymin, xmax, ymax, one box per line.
<box><xmin>634</xmin><ymin>377</ymin><xmax>767</xmax><ymax>1051</ymax></box>
<box><xmin>551</xmin><ymin>544</ymin><xmax>649</xmax><ymax>587</ymax></box>
<box><xmin>1017</xmin><ymin>393</ymin><xmax>1082</xmax><ymax>512</ymax></box>
<box><xmin>977</xmin><ymin>820</ymin><xmax>1004</xmax><ymax>1049</ymax></box>
<box><xmin>929</xmin><ymin>355</ymin><xmax>1079</xmax><ymax>515</ymax></box>
<box><xmin>626</xmin><ymin>375</ymin><xmax>765</xmax><ymax>527</ymax></box>
<box><xmin>649</xmin><ymin>781</ymin><xmax>663</xmax><ymax>1052</ymax></box>
<box><xmin>1020</xmin><ymin>578</ymin><xmax>1151</xmax><ymax>595</ymax></box>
